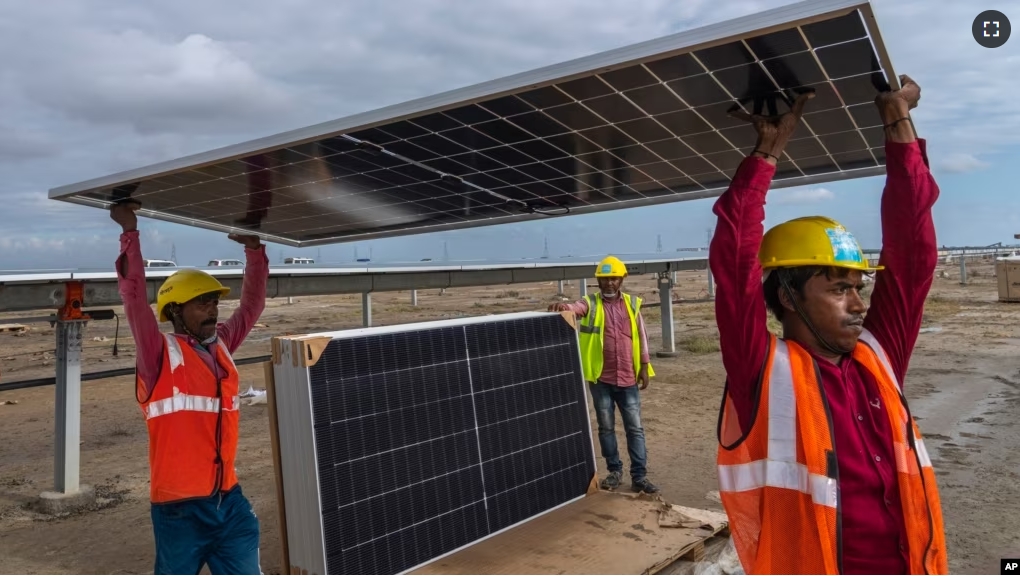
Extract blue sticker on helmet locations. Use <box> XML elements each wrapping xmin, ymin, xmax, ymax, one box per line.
<box><xmin>825</xmin><ymin>227</ymin><xmax>863</xmax><ymax>263</ymax></box>
<box><xmin>601</xmin><ymin>264</ymin><xmax>611</xmax><ymax>273</ymax></box>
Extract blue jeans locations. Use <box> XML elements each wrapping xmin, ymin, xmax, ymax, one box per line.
<box><xmin>150</xmin><ymin>484</ymin><xmax>261</xmax><ymax>575</ymax></box>
<box><xmin>589</xmin><ymin>381</ymin><xmax>647</xmax><ymax>480</ymax></box>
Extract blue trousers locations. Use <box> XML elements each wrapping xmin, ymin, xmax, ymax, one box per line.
<box><xmin>150</xmin><ymin>484</ymin><xmax>261</xmax><ymax>575</ymax></box>
<box><xmin>589</xmin><ymin>381</ymin><xmax>648</xmax><ymax>480</ymax></box>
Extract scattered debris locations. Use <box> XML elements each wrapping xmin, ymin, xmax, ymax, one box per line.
<box><xmin>0</xmin><ymin>324</ymin><xmax>27</xmax><ymax>333</ymax></box>
<box><xmin>241</xmin><ymin>386</ymin><xmax>267</xmax><ymax>406</ymax></box>
<box><xmin>91</xmin><ymin>336</ymin><xmax>110</xmax><ymax>342</ymax></box>
<box><xmin>692</xmin><ymin>536</ymin><xmax>744</xmax><ymax>575</ymax></box>
<box><xmin>705</xmin><ymin>490</ymin><xmax>721</xmax><ymax>503</ymax></box>
<box><xmin>253</xmin><ymin>323</ymin><xmax>269</xmax><ymax>328</ymax></box>
<box><xmin>658</xmin><ymin>505</ymin><xmax>706</xmax><ymax>529</ymax></box>
<box><xmin>1</xmin><ymin>400</ymin><xmax>19</xmax><ymax>406</ymax></box>
<box><xmin>919</xmin><ymin>326</ymin><xmax>944</xmax><ymax>334</ymax></box>
<box><xmin>658</xmin><ymin>503</ymin><xmax>729</xmax><ymax>531</ymax></box>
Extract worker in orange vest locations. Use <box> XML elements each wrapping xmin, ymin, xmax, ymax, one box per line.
<box><xmin>709</xmin><ymin>75</ymin><xmax>947</xmax><ymax>574</ymax></box>
<box><xmin>110</xmin><ymin>201</ymin><xmax>270</xmax><ymax>574</ymax></box>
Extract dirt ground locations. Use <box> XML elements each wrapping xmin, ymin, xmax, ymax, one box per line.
<box><xmin>1</xmin><ymin>259</ymin><xmax>1018</xmax><ymax>574</ymax></box>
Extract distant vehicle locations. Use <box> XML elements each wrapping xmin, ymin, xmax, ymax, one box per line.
<box><xmin>143</xmin><ymin>259</ymin><xmax>176</xmax><ymax>268</ymax></box>
<box><xmin>207</xmin><ymin>259</ymin><xmax>244</xmax><ymax>267</ymax></box>
<box><xmin>356</xmin><ymin>258</ymin><xmax>371</xmax><ymax>262</ymax></box>
<box><xmin>284</xmin><ymin>257</ymin><xmax>314</xmax><ymax>265</ymax></box>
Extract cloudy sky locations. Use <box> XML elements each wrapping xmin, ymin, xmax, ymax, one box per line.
<box><xmin>1</xmin><ymin>0</ymin><xmax>1017</xmax><ymax>269</ymax></box>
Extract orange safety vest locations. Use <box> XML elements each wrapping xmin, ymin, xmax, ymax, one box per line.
<box><xmin>716</xmin><ymin>329</ymin><xmax>947</xmax><ymax>574</ymax></box>
<box><xmin>137</xmin><ymin>333</ymin><xmax>242</xmax><ymax>504</ymax></box>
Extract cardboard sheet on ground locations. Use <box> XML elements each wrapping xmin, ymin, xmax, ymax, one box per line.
<box><xmin>411</xmin><ymin>491</ymin><xmax>728</xmax><ymax>575</ymax></box>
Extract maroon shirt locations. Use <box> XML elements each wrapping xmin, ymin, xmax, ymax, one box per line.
<box><xmin>709</xmin><ymin>140</ymin><xmax>939</xmax><ymax>574</ymax></box>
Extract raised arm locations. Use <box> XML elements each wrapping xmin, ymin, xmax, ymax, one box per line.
<box><xmin>710</xmin><ymin>158</ymin><xmax>773</xmax><ymax>421</ymax></box>
<box><xmin>217</xmin><ymin>235</ymin><xmax>269</xmax><ymax>355</ymax></box>
<box><xmin>110</xmin><ymin>203</ymin><xmax>165</xmax><ymax>395</ymax></box>
<box><xmin>862</xmin><ymin>76</ymin><xmax>939</xmax><ymax>385</ymax></box>
<box><xmin>711</xmin><ymin>92</ymin><xmax>814</xmax><ymax>427</ymax></box>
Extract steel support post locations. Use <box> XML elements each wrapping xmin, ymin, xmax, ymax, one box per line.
<box><xmin>656</xmin><ymin>272</ymin><xmax>679</xmax><ymax>357</ymax></box>
<box><xmin>54</xmin><ymin>319</ymin><xmax>85</xmax><ymax>493</ymax></box>
<box><xmin>37</xmin><ymin>281</ymin><xmax>96</xmax><ymax>513</ymax></box>
<box><xmin>557</xmin><ymin>280</ymin><xmax>564</xmax><ymax>295</ymax></box>
<box><xmin>579</xmin><ymin>278</ymin><xmax>587</xmax><ymax>299</ymax></box>
<box><xmin>362</xmin><ymin>292</ymin><xmax>372</xmax><ymax>327</ymax></box>
<box><xmin>707</xmin><ymin>266</ymin><xmax>715</xmax><ymax>298</ymax></box>
<box><xmin>410</xmin><ymin>289</ymin><xmax>418</xmax><ymax>306</ymax></box>
<box><xmin>959</xmin><ymin>256</ymin><xmax>967</xmax><ymax>285</ymax></box>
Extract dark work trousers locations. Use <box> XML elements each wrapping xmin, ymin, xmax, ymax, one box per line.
<box><xmin>589</xmin><ymin>381</ymin><xmax>648</xmax><ymax>480</ymax></box>
<box><xmin>149</xmin><ymin>484</ymin><xmax>261</xmax><ymax>575</ymax></box>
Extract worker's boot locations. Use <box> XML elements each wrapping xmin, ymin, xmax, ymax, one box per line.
<box><xmin>600</xmin><ymin>470</ymin><xmax>623</xmax><ymax>490</ymax></box>
<box><xmin>631</xmin><ymin>477</ymin><xmax>660</xmax><ymax>494</ymax></box>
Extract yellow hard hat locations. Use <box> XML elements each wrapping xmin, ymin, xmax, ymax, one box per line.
<box><xmin>595</xmin><ymin>255</ymin><xmax>628</xmax><ymax>277</ymax></box>
<box><xmin>759</xmin><ymin>216</ymin><xmax>882</xmax><ymax>272</ymax></box>
<box><xmin>156</xmin><ymin>269</ymin><xmax>230</xmax><ymax>322</ymax></box>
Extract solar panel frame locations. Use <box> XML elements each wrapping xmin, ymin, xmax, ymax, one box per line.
<box><xmin>49</xmin><ymin>0</ymin><xmax>898</xmax><ymax>247</ymax></box>
<box><xmin>272</xmin><ymin>311</ymin><xmax>599</xmax><ymax>575</ymax></box>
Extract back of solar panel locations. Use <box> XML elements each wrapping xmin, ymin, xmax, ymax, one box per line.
<box><xmin>272</xmin><ymin>311</ymin><xmax>597</xmax><ymax>574</ymax></box>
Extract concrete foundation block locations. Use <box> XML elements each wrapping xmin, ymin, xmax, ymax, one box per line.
<box><xmin>36</xmin><ymin>484</ymin><xmax>96</xmax><ymax>515</ymax></box>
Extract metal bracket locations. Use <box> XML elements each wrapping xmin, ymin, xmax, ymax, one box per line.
<box><xmin>656</xmin><ymin>270</ymin><xmax>674</xmax><ymax>288</ymax></box>
<box><xmin>58</xmin><ymin>281</ymin><xmax>86</xmax><ymax>321</ymax></box>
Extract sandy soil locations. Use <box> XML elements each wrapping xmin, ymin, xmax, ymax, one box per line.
<box><xmin>1</xmin><ymin>260</ymin><xmax>1018</xmax><ymax>574</ymax></box>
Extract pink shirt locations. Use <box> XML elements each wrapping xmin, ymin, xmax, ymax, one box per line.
<box><xmin>115</xmin><ymin>231</ymin><xmax>269</xmax><ymax>390</ymax></box>
<box><xmin>563</xmin><ymin>293</ymin><xmax>651</xmax><ymax>387</ymax></box>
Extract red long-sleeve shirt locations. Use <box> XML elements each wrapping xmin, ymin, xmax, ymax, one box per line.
<box><xmin>709</xmin><ymin>140</ymin><xmax>939</xmax><ymax>575</ymax></box>
<box><xmin>116</xmin><ymin>231</ymin><xmax>269</xmax><ymax>390</ymax></box>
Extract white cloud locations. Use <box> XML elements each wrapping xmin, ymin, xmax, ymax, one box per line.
<box><xmin>771</xmin><ymin>187</ymin><xmax>836</xmax><ymax>205</ymax></box>
<box><xmin>935</xmin><ymin>153</ymin><xmax>990</xmax><ymax>173</ymax></box>
<box><xmin>0</xmin><ymin>0</ymin><xmax>1016</xmax><ymax>269</ymax></box>
<box><xmin>15</xmin><ymin>30</ymin><xmax>293</xmax><ymax>136</ymax></box>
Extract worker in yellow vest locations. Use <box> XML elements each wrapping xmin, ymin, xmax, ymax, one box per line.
<box><xmin>549</xmin><ymin>256</ymin><xmax>658</xmax><ymax>493</ymax></box>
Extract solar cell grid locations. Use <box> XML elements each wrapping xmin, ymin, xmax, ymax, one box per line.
<box><xmin>55</xmin><ymin>1</ymin><xmax>896</xmax><ymax>246</ymax></box>
<box><xmin>280</xmin><ymin>314</ymin><xmax>595</xmax><ymax>574</ymax></box>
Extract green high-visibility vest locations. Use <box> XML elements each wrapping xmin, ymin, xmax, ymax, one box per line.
<box><xmin>577</xmin><ymin>291</ymin><xmax>655</xmax><ymax>384</ymax></box>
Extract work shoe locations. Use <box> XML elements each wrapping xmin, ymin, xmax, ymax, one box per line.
<box><xmin>631</xmin><ymin>477</ymin><xmax>660</xmax><ymax>494</ymax></box>
<box><xmin>600</xmin><ymin>471</ymin><xmax>623</xmax><ymax>490</ymax></box>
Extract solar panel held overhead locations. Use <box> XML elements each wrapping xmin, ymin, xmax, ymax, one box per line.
<box><xmin>269</xmin><ymin>312</ymin><xmax>597</xmax><ymax>575</ymax></box>
<box><xmin>50</xmin><ymin>0</ymin><xmax>897</xmax><ymax>246</ymax></box>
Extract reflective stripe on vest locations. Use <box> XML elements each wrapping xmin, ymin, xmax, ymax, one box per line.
<box><xmin>138</xmin><ymin>333</ymin><xmax>242</xmax><ymax>504</ymax></box>
<box><xmin>145</xmin><ymin>393</ymin><xmax>241</xmax><ymax>420</ymax></box>
<box><xmin>716</xmin><ymin>330</ymin><xmax>948</xmax><ymax>574</ymax></box>
<box><xmin>717</xmin><ymin>339</ymin><xmax>837</xmax><ymax>508</ymax></box>
<box><xmin>718</xmin><ymin>459</ymin><xmax>837</xmax><ymax>508</ymax></box>
<box><xmin>858</xmin><ymin>329</ymin><xmax>935</xmax><ymax>473</ymax></box>
<box><xmin>149</xmin><ymin>335</ymin><xmax>240</xmax><ymax>419</ymax></box>
<box><xmin>577</xmin><ymin>292</ymin><xmax>654</xmax><ymax>383</ymax></box>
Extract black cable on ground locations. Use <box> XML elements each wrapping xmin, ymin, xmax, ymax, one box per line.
<box><xmin>0</xmin><ymin>354</ymin><xmax>273</xmax><ymax>393</ymax></box>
